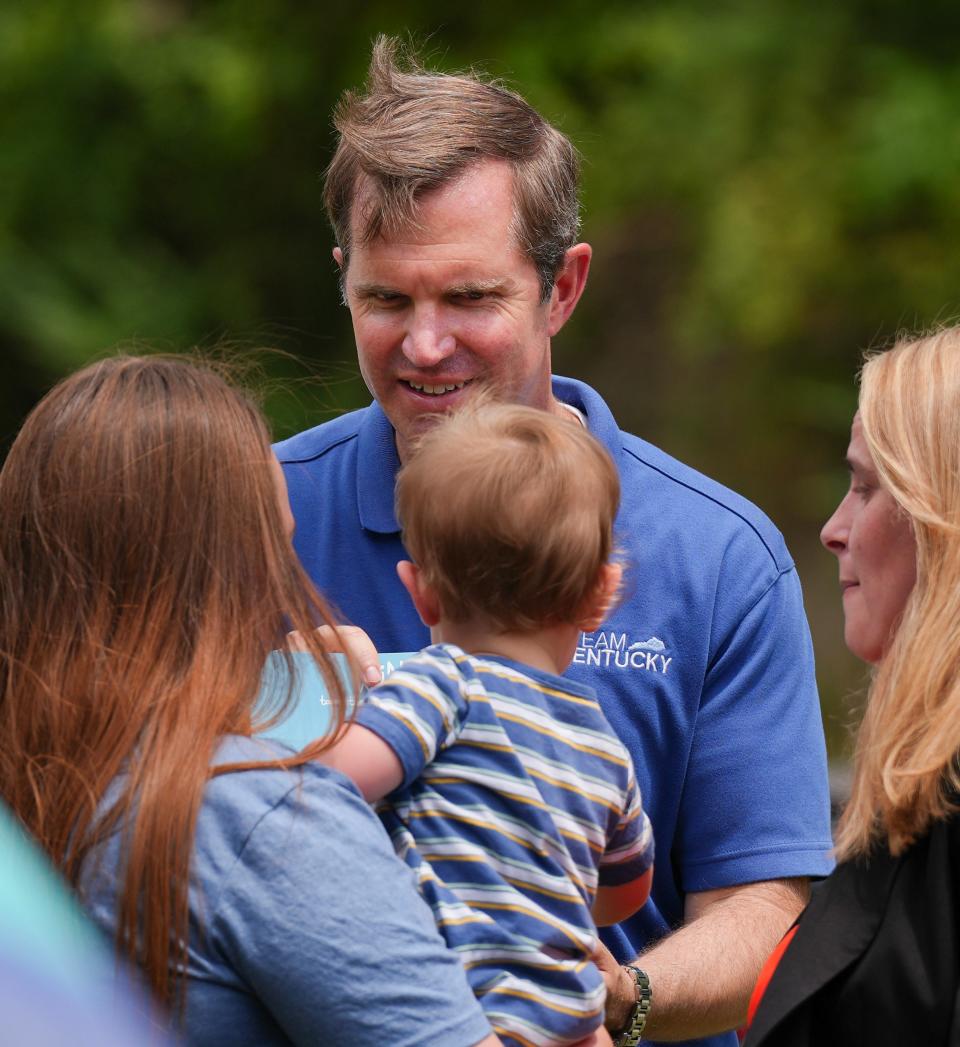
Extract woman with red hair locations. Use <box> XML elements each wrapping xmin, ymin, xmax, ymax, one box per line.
<box><xmin>0</xmin><ymin>355</ymin><xmax>498</xmax><ymax>1047</ymax></box>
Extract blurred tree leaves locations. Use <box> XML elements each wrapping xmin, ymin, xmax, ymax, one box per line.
<box><xmin>4</xmin><ymin>0</ymin><xmax>960</xmax><ymax>756</ymax></box>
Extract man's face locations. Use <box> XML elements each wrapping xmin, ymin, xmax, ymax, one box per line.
<box><xmin>338</xmin><ymin>161</ymin><xmax>558</xmax><ymax>460</ymax></box>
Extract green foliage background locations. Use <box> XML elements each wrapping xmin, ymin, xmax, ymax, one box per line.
<box><xmin>5</xmin><ymin>0</ymin><xmax>960</xmax><ymax>762</ymax></box>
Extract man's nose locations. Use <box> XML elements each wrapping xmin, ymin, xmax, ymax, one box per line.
<box><xmin>401</xmin><ymin>306</ymin><xmax>457</xmax><ymax>368</ymax></box>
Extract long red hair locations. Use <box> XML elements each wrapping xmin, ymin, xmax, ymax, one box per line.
<box><xmin>0</xmin><ymin>355</ymin><xmax>348</xmax><ymax>1010</ymax></box>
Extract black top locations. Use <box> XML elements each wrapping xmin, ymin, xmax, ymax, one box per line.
<box><xmin>746</xmin><ymin>814</ymin><xmax>960</xmax><ymax>1046</ymax></box>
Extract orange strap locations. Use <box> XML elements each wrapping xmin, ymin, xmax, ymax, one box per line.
<box><xmin>744</xmin><ymin>923</ymin><xmax>799</xmax><ymax>1031</ymax></box>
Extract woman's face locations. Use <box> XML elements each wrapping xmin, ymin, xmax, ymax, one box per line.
<box><xmin>820</xmin><ymin>414</ymin><xmax>917</xmax><ymax>664</ymax></box>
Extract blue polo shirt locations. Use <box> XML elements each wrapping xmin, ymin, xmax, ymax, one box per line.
<box><xmin>276</xmin><ymin>376</ymin><xmax>833</xmax><ymax>1047</ymax></box>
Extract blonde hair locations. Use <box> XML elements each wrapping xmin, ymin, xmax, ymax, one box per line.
<box><xmin>835</xmin><ymin>327</ymin><xmax>960</xmax><ymax>859</ymax></box>
<box><xmin>396</xmin><ymin>401</ymin><xmax>619</xmax><ymax>633</ymax></box>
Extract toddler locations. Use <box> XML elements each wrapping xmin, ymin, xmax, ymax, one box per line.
<box><xmin>322</xmin><ymin>402</ymin><xmax>654</xmax><ymax>1047</ymax></box>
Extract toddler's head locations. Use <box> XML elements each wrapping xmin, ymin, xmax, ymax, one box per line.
<box><xmin>396</xmin><ymin>401</ymin><xmax>620</xmax><ymax>634</ymax></box>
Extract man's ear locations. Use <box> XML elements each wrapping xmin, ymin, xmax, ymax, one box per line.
<box><xmin>396</xmin><ymin>560</ymin><xmax>442</xmax><ymax>628</ymax></box>
<box><xmin>547</xmin><ymin>242</ymin><xmax>592</xmax><ymax>337</ymax></box>
<box><xmin>577</xmin><ymin>562</ymin><xmax>623</xmax><ymax>632</ymax></box>
<box><xmin>333</xmin><ymin>246</ymin><xmax>344</xmax><ymax>268</ymax></box>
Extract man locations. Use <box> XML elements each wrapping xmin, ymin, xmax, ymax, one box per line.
<box><xmin>276</xmin><ymin>37</ymin><xmax>832</xmax><ymax>1047</ymax></box>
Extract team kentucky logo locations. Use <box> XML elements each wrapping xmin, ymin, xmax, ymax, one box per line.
<box><xmin>573</xmin><ymin>631</ymin><xmax>672</xmax><ymax>674</ymax></box>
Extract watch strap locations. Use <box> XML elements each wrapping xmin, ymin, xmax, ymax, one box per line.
<box><xmin>614</xmin><ymin>965</ymin><xmax>652</xmax><ymax>1047</ymax></box>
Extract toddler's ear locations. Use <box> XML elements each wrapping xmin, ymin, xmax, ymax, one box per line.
<box><xmin>578</xmin><ymin>562</ymin><xmax>623</xmax><ymax>632</ymax></box>
<box><xmin>396</xmin><ymin>560</ymin><xmax>442</xmax><ymax>628</ymax></box>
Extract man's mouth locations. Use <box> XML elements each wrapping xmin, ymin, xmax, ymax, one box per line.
<box><xmin>402</xmin><ymin>379</ymin><xmax>471</xmax><ymax>397</ymax></box>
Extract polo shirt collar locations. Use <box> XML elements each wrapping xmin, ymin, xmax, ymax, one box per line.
<box><xmin>356</xmin><ymin>399</ymin><xmax>403</xmax><ymax>533</ymax></box>
<box><xmin>355</xmin><ymin>376</ymin><xmax>621</xmax><ymax>535</ymax></box>
<box><xmin>550</xmin><ymin>375</ymin><xmax>621</xmax><ymax>459</ymax></box>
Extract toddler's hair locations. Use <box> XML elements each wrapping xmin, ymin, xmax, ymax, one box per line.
<box><xmin>396</xmin><ymin>401</ymin><xmax>620</xmax><ymax>632</ymax></box>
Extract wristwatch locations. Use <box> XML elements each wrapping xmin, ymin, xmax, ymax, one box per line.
<box><xmin>614</xmin><ymin>965</ymin><xmax>652</xmax><ymax>1046</ymax></box>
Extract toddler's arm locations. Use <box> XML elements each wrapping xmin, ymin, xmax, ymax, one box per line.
<box><xmin>319</xmin><ymin>648</ymin><xmax>470</xmax><ymax>804</ymax></box>
<box><xmin>316</xmin><ymin>725</ymin><xmax>404</xmax><ymax>803</ymax></box>
<box><xmin>595</xmin><ymin>759</ymin><xmax>655</xmax><ymax>927</ymax></box>
<box><xmin>591</xmin><ymin>866</ymin><xmax>654</xmax><ymax>927</ymax></box>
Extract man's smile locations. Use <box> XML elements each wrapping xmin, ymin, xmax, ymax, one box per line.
<box><xmin>400</xmin><ymin>378</ymin><xmax>473</xmax><ymax>397</ymax></box>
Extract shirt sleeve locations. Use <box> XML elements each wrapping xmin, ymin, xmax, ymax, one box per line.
<box><xmin>353</xmin><ymin>651</ymin><xmax>472</xmax><ymax>790</ymax></box>
<box><xmin>599</xmin><ymin>773</ymin><xmax>655</xmax><ymax>887</ymax></box>
<box><xmin>675</xmin><ymin>565</ymin><xmax>834</xmax><ymax>892</ymax></box>
<box><xmin>209</xmin><ymin>769</ymin><xmax>491</xmax><ymax>1047</ymax></box>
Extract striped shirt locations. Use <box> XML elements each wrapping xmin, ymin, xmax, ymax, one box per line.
<box><xmin>356</xmin><ymin>644</ymin><xmax>654</xmax><ymax>1047</ymax></box>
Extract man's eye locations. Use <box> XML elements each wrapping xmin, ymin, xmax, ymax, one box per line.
<box><xmin>375</xmin><ymin>292</ymin><xmax>403</xmax><ymax>303</ymax></box>
<box><xmin>453</xmin><ymin>290</ymin><xmax>485</xmax><ymax>302</ymax></box>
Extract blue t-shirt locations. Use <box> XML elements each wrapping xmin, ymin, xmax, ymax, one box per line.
<box><xmin>276</xmin><ymin>376</ymin><xmax>834</xmax><ymax>1047</ymax></box>
<box><xmin>80</xmin><ymin>736</ymin><xmax>492</xmax><ymax>1047</ymax></box>
<box><xmin>358</xmin><ymin>644</ymin><xmax>654</xmax><ymax>1045</ymax></box>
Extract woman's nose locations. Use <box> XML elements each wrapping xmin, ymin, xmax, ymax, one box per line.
<box><xmin>820</xmin><ymin>497</ymin><xmax>850</xmax><ymax>556</ymax></box>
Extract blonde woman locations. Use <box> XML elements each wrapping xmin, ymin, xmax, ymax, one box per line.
<box><xmin>746</xmin><ymin>328</ymin><xmax>960</xmax><ymax>1045</ymax></box>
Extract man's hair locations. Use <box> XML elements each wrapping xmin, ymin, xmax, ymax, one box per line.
<box><xmin>396</xmin><ymin>401</ymin><xmax>619</xmax><ymax>633</ymax></box>
<box><xmin>835</xmin><ymin>325</ymin><xmax>960</xmax><ymax>860</ymax></box>
<box><xmin>324</xmin><ymin>35</ymin><xmax>581</xmax><ymax>302</ymax></box>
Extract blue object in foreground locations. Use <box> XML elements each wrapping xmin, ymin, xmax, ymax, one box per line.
<box><xmin>256</xmin><ymin>651</ymin><xmax>415</xmax><ymax>750</ymax></box>
<box><xmin>0</xmin><ymin>803</ymin><xmax>166</xmax><ymax>1045</ymax></box>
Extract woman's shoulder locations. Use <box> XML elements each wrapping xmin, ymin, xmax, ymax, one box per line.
<box><xmin>196</xmin><ymin>735</ymin><xmax>378</xmax><ymax>865</ymax></box>
<box><xmin>186</xmin><ymin>740</ymin><xmax>492</xmax><ymax>1047</ymax></box>
<box><xmin>205</xmin><ymin>733</ymin><xmax>365</xmax><ymax>806</ymax></box>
